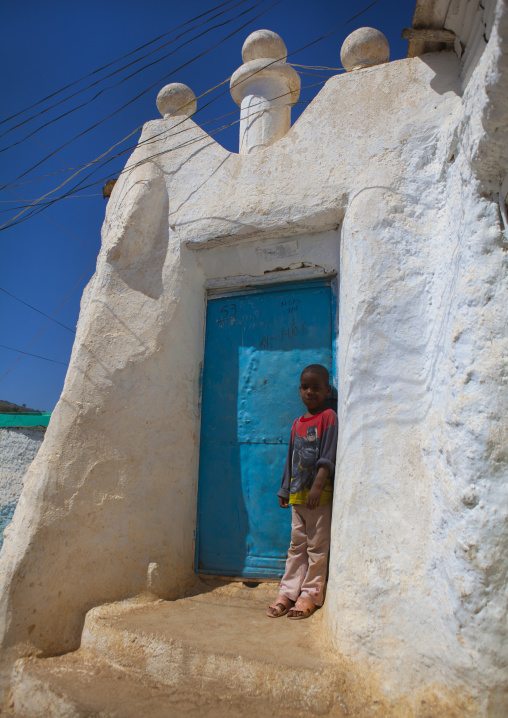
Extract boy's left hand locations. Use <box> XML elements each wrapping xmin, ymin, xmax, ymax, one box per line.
<box><xmin>307</xmin><ymin>467</ymin><xmax>328</xmax><ymax>509</ymax></box>
<box><xmin>306</xmin><ymin>486</ymin><xmax>323</xmax><ymax>510</ymax></box>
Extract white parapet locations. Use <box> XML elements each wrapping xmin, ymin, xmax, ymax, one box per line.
<box><xmin>230</xmin><ymin>30</ymin><xmax>300</xmax><ymax>155</ymax></box>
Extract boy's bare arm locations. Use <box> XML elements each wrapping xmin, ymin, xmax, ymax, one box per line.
<box><xmin>279</xmin><ymin>496</ymin><xmax>289</xmax><ymax>508</ymax></box>
<box><xmin>307</xmin><ymin>467</ymin><xmax>329</xmax><ymax>509</ymax></box>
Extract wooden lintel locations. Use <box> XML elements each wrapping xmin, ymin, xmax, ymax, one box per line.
<box><xmin>401</xmin><ymin>28</ymin><xmax>456</xmax><ymax>43</ymax></box>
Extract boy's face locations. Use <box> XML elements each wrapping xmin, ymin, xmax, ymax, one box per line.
<box><xmin>299</xmin><ymin>371</ymin><xmax>331</xmax><ymax>413</ymax></box>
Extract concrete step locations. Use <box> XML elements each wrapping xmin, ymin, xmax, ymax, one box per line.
<box><xmin>9</xmin><ymin>580</ymin><xmax>352</xmax><ymax>717</ymax></box>
<box><xmin>10</xmin><ymin>650</ymin><xmax>323</xmax><ymax>717</ymax></box>
<box><xmin>12</xmin><ymin>650</ymin><xmax>215</xmax><ymax>718</ymax></box>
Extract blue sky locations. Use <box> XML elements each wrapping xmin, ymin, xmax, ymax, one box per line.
<box><xmin>0</xmin><ymin>0</ymin><xmax>414</xmax><ymax>411</ymax></box>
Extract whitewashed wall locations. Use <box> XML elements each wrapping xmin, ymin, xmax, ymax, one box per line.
<box><xmin>0</xmin><ymin>2</ymin><xmax>506</xmax><ymax>713</ymax></box>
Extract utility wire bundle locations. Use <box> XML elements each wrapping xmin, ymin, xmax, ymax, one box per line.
<box><xmin>0</xmin><ymin>0</ymin><xmax>381</xmax><ymax>231</ymax></box>
<box><xmin>0</xmin><ymin>0</ymin><xmax>380</xmax><ymax>381</ymax></box>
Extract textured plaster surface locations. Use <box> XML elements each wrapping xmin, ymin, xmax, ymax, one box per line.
<box><xmin>0</xmin><ymin>429</ymin><xmax>45</xmax><ymax>547</ymax></box>
<box><xmin>0</xmin><ymin>4</ymin><xmax>507</xmax><ymax>712</ymax></box>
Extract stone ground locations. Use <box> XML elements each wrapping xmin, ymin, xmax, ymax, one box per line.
<box><xmin>0</xmin><ymin>578</ymin><xmax>386</xmax><ymax>717</ymax></box>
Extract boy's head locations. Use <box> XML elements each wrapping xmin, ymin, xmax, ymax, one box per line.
<box><xmin>299</xmin><ymin>364</ymin><xmax>331</xmax><ymax>413</ymax></box>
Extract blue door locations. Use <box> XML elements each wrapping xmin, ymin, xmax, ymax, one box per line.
<box><xmin>196</xmin><ymin>280</ymin><xmax>333</xmax><ymax>578</ymax></box>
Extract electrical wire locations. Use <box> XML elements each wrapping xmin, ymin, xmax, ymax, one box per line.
<box><xmin>290</xmin><ymin>63</ymin><xmax>344</xmax><ymax>71</ymax></box>
<box><xmin>0</xmin><ymin>0</ymin><xmax>257</xmax><ymax>149</ymax></box>
<box><xmin>0</xmin><ymin>0</ymin><xmax>366</xmax><ymax>228</ymax></box>
<box><xmin>0</xmin><ymin>0</ymin><xmax>277</xmax><ymax>176</ymax></box>
<box><xmin>0</xmin><ymin>109</ymin><xmax>71</xmax><ymax>169</ymax></box>
<box><xmin>4</xmin><ymin>186</ymin><xmax>96</xmax><ymax>250</ymax></box>
<box><xmin>0</xmin><ymin>195</ymin><xmax>101</xmax><ymax>204</ymax></box>
<box><xmin>0</xmin><ymin>0</ymin><xmax>375</xmax><ymax>222</ymax></box>
<box><xmin>1</xmin><ymin>0</ymin><xmax>379</xmax><ymax>208</ymax></box>
<box><xmin>294</xmin><ymin>70</ymin><xmax>341</xmax><ymax>77</ymax></box>
<box><xmin>0</xmin><ymin>0</ymin><xmax>241</xmax><ymax>128</ymax></box>
<box><xmin>0</xmin><ymin>0</ymin><xmax>383</xmax><ymax>382</ymax></box>
<box><xmin>0</xmin><ymin>287</ymin><xmax>75</xmax><ymax>333</ymax></box>
<box><xmin>0</xmin><ymin>108</ymin><xmax>99</xmax><ymax>248</ymax></box>
<box><xmin>2</xmin><ymin>82</ymin><xmax>325</xmax><ymax>224</ymax></box>
<box><xmin>3</xmin><ymin>107</ymin><xmax>231</xmax><ymax>191</ymax></box>
<box><xmin>0</xmin><ymin>344</ymin><xmax>69</xmax><ymax>367</ymax></box>
<box><xmin>0</xmin><ymin>0</ymin><xmax>380</xmax><ymax>228</ymax></box>
<box><xmin>0</xmin><ymin>257</ymin><xmax>96</xmax><ymax>382</ymax></box>
<box><xmin>3</xmin><ymin>95</ymin><xmax>243</xmax><ymax>192</ymax></box>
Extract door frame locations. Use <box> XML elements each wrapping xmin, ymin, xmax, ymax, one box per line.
<box><xmin>194</xmin><ymin>275</ymin><xmax>338</xmax><ymax>577</ymax></box>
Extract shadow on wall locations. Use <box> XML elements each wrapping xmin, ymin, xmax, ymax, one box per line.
<box><xmin>420</xmin><ymin>51</ymin><xmax>462</xmax><ymax>96</ymax></box>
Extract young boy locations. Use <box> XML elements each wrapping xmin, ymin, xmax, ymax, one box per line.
<box><xmin>267</xmin><ymin>364</ymin><xmax>338</xmax><ymax>620</ymax></box>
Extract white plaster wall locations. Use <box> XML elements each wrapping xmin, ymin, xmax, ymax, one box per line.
<box><xmin>0</xmin><ymin>5</ymin><xmax>506</xmax><ymax>711</ymax></box>
<box><xmin>325</xmin><ymin>5</ymin><xmax>508</xmax><ymax>713</ymax></box>
<box><xmin>0</xmin><ymin>429</ymin><xmax>45</xmax><ymax>546</ymax></box>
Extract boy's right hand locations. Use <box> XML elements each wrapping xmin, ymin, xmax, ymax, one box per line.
<box><xmin>278</xmin><ymin>496</ymin><xmax>289</xmax><ymax>509</ymax></box>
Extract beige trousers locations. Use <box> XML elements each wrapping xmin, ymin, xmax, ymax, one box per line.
<box><xmin>278</xmin><ymin>502</ymin><xmax>332</xmax><ymax>607</ymax></box>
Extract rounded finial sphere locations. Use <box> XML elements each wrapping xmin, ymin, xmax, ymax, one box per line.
<box><xmin>156</xmin><ymin>83</ymin><xmax>197</xmax><ymax>118</ymax></box>
<box><xmin>340</xmin><ymin>27</ymin><xmax>389</xmax><ymax>71</ymax></box>
<box><xmin>242</xmin><ymin>29</ymin><xmax>287</xmax><ymax>63</ymax></box>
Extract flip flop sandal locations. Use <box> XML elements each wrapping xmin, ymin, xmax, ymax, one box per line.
<box><xmin>267</xmin><ymin>595</ymin><xmax>294</xmax><ymax>618</ymax></box>
<box><xmin>287</xmin><ymin>597</ymin><xmax>317</xmax><ymax>620</ymax></box>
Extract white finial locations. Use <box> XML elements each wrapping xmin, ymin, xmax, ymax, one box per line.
<box><xmin>340</xmin><ymin>27</ymin><xmax>390</xmax><ymax>72</ymax></box>
<box><xmin>156</xmin><ymin>83</ymin><xmax>197</xmax><ymax>118</ymax></box>
<box><xmin>230</xmin><ymin>30</ymin><xmax>300</xmax><ymax>155</ymax></box>
<box><xmin>242</xmin><ymin>29</ymin><xmax>287</xmax><ymax>63</ymax></box>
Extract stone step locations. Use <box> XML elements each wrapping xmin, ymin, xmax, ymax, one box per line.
<box><xmin>9</xmin><ymin>581</ymin><xmax>351</xmax><ymax>716</ymax></box>
<box><xmin>10</xmin><ymin>650</ymin><xmax>324</xmax><ymax>717</ymax></box>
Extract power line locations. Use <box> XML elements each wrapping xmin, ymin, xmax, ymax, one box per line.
<box><xmin>0</xmin><ymin>195</ymin><xmax>101</xmax><ymax>205</ymax></box>
<box><xmin>0</xmin><ymin>95</ymin><xmax>317</xmax><ymax>375</ymax></box>
<box><xmin>0</xmin><ymin>0</ymin><xmax>254</xmax><ymax>149</ymax></box>
<box><xmin>3</xmin><ymin>97</ymin><xmax>241</xmax><ymax>192</ymax></box>
<box><xmin>0</xmin><ymin>107</ymin><xmax>98</xmax><ymax>249</ymax></box>
<box><xmin>0</xmin><ymin>55</ymin><xmax>342</xmax><ymax>226</ymax></box>
<box><xmin>0</xmin><ymin>109</ymin><xmax>70</xmax><ymax>167</ymax></box>
<box><xmin>0</xmin><ymin>70</ymin><xmax>341</xmax><ymax>192</ymax></box>
<box><xmin>0</xmin><ymin>287</ymin><xmax>76</xmax><ymax>333</ymax></box>
<box><xmin>0</xmin><ymin>344</ymin><xmax>69</xmax><ymax>367</ymax></box>
<box><xmin>1</xmin><ymin>84</ymin><xmax>324</xmax><ymax>226</ymax></box>
<box><xmin>0</xmin><ymin>0</ymin><xmax>240</xmax><ymax>128</ymax></box>
<box><xmin>0</xmin><ymin>0</ymin><xmax>382</xmax><ymax>384</ymax></box>
<box><xmin>0</xmin><ymin>0</ymin><xmax>382</xmax><ymax>386</ymax></box>
<box><xmin>0</xmin><ymin>0</ymin><xmax>274</xmax><ymax>177</ymax></box>
<box><xmin>5</xmin><ymin>186</ymin><xmax>96</xmax><ymax>250</ymax></box>
<box><xmin>0</xmin><ymin>0</ymin><xmax>381</xmax><ymax>231</ymax></box>
<box><xmin>290</xmin><ymin>63</ymin><xmax>344</xmax><ymax>70</ymax></box>
<box><xmin>0</xmin><ymin>0</ymin><xmax>278</xmax><ymax>223</ymax></box>
<box><xmin>0</xmin><ymin>258</ymin><xmax>96</xmax><ymax>383</ymax></box>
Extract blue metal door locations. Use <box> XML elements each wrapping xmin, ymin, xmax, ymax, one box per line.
<box><xmin>196</xmin><ymin>280</ymin><xmax>333</xmax><ymax>578</ymax></box>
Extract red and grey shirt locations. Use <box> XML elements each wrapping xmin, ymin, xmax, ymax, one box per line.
<box><xmin>278</xmin><ymin>408</ymin><xmax>338</xmax><ymax>506</ymax></box>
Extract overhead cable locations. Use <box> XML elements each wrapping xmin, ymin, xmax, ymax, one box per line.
<box><xmin>0</xmin><ymin>0</ymin><xmax>274</xmax><ymax>176</ymax></box>
<box><xmin>0</xmin><ymin>0</ymin><xmax>241</xmax><ymax>128</ymax></box>
<box><xmin>1</xmin><ymin>83</ymin><xmax>325</xmax><ymax>228</ymax></box>
<box><xmin>0</xmin><ymin>0</ymin><xmax>282</xmax><ymax>198</ymax></box>
<box><xmin>4</xmin><ymin>186</ymin><xmax>96</xmax><ymax>250</ymax></box>
<box><xmin>0</xmin><ymin>344</ymin><xmax>69</xmax><ymax>367</ymax></box>
<box><xmin>0</xmin><ymin>287</ymin><xmax>75</xmax><ymax>333</ymax></box>
<box><xmin>0</xmin><ymin>0</ymin><xmax>383</xmax><ymax>381</ymax></box>
<box><xmin>0</xmin><ymin>0</ymin><xmax>255</xmax><ymax>148</ymax></box>
<box><xmin>0</xmin><ymin>257</ymin><xmax>97</xmax><ymax>383</ymax></box>
<box><xmin>0</xmin><ymin>108</ymin><xmax>98</xmax><ymax>249</ymax></box>
<box><xmin>1</xmin><ymin>0</ymin><xmax>381</xmax><ymax>230</ymax></box>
